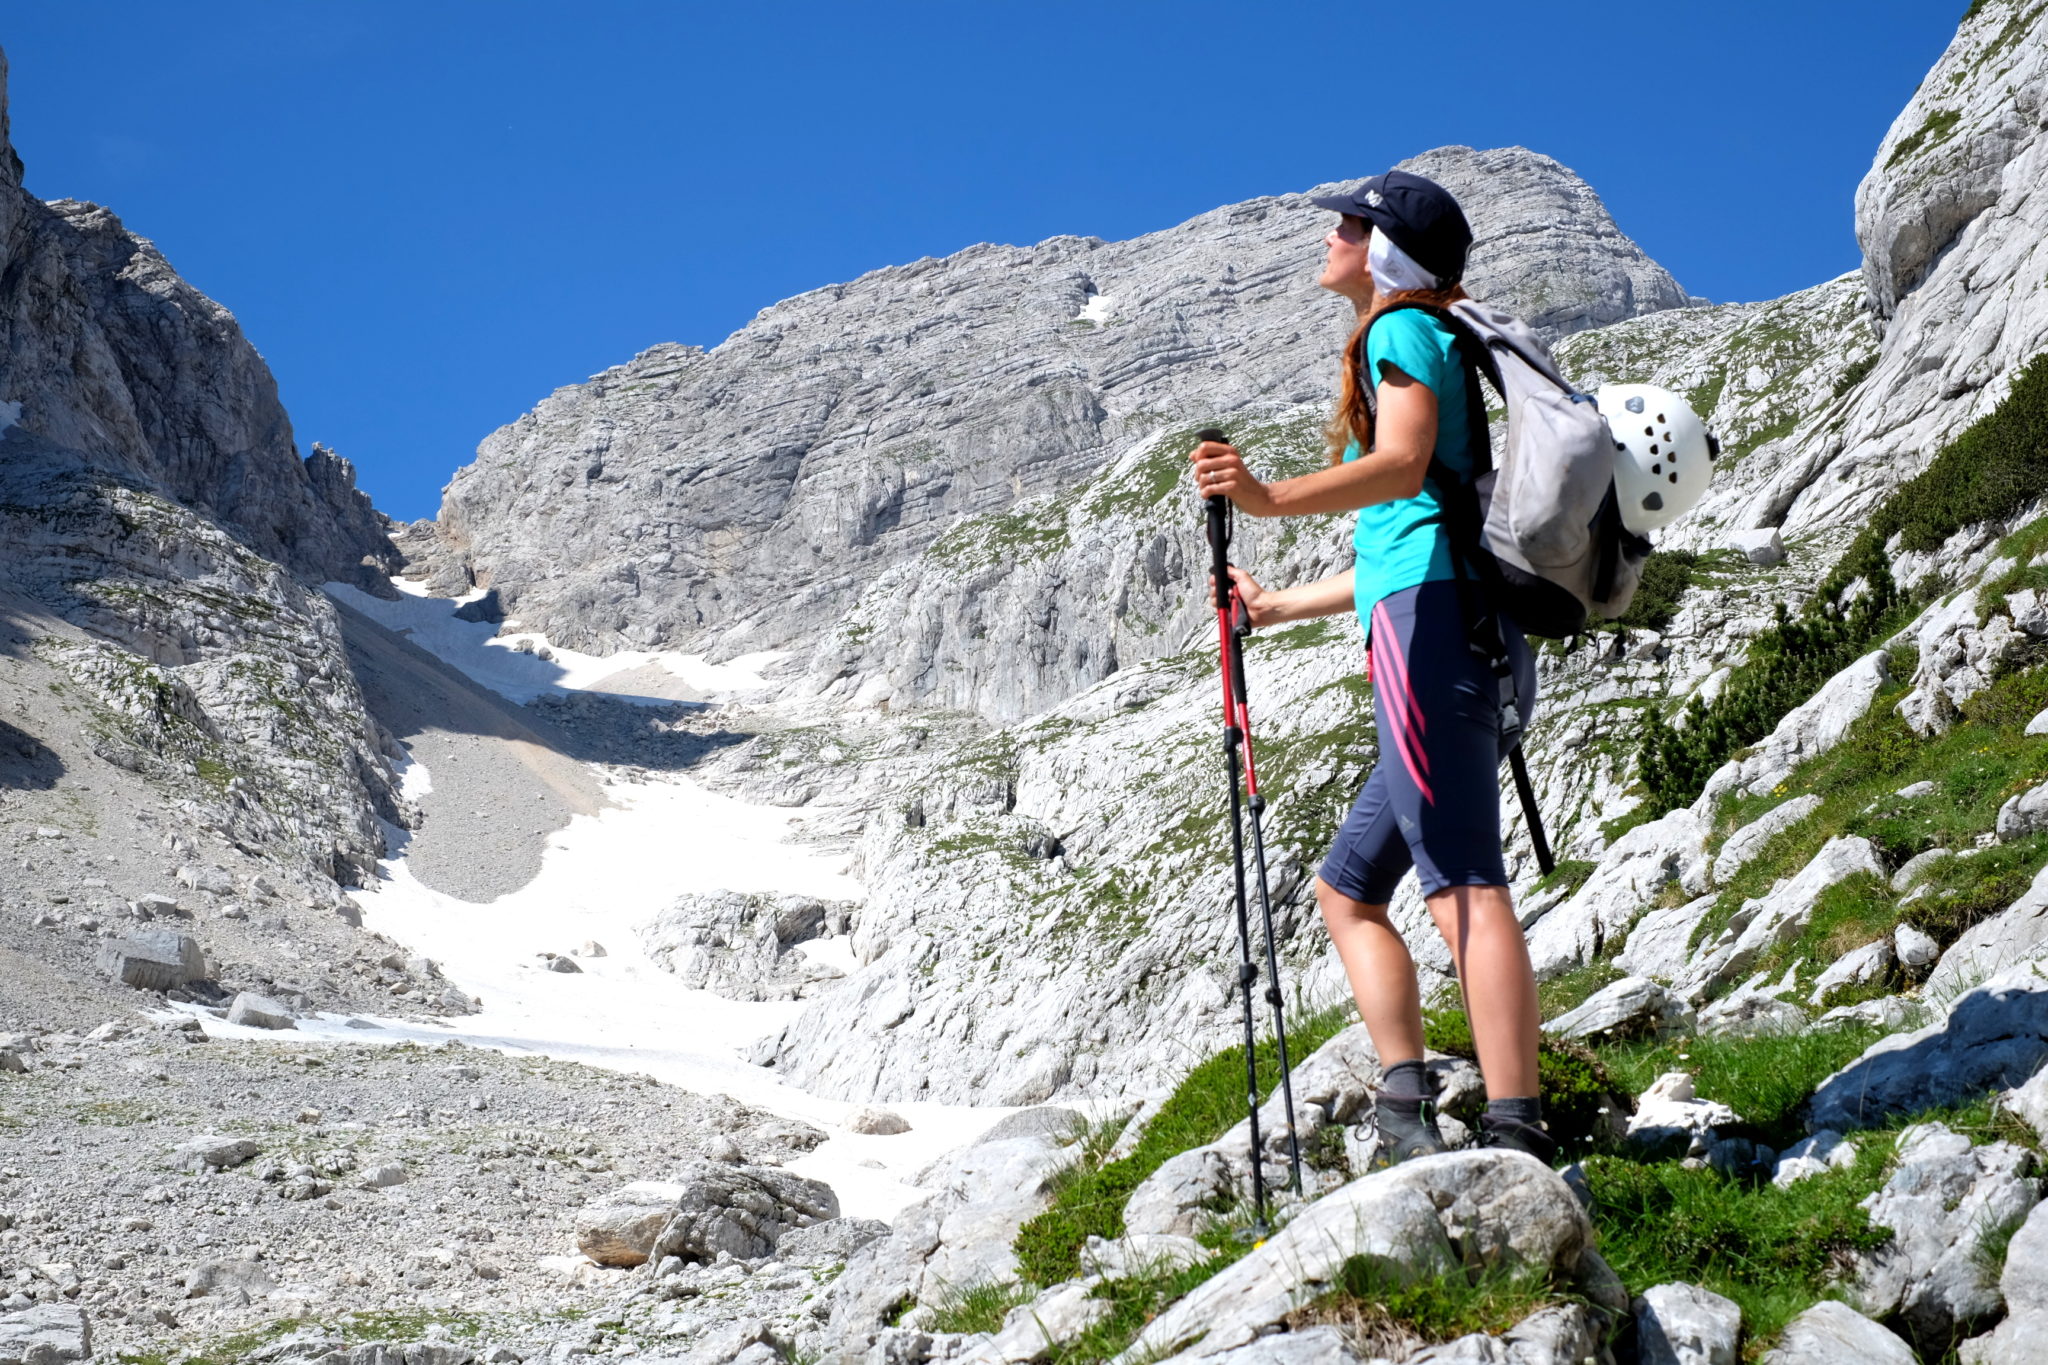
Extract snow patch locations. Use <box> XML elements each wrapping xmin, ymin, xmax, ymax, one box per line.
<box><xmin>326</xmin><ymin>578</ymin><xmax>783</xmax><ymax>706</ymax></box>
<box><xmin>1076</xmin><ymin>293</ymin><xmax>1116</xmax><ymax>325</ymax></box>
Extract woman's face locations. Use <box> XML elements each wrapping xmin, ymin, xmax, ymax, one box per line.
<box><xmin>1319</xmin><ymin>215</ymin><xmax>1373</xmax><ymax>303</ymax></box>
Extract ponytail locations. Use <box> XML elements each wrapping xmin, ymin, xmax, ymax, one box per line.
<box><xmin>1324</xmin><ymin>283</ymin><xmax>1470</xmax><ymax>465</ymax></box>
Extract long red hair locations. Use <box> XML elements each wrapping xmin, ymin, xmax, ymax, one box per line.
<box><xmin>1325</xmin><ymin>282</ymin><xmax>1470</xmax><ymax>464</ymax></box>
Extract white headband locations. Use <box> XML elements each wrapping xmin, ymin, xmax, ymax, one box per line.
<box><xmin>1369</xmin><ymin>228</ymin><xmax>1442</xmax><ymax>295</ymax></box>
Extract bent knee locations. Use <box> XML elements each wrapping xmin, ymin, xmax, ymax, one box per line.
<box><xmin>1316</xmin><ymin>875</ymin><xmax>1392</xmax><ymax>927</ymax></box>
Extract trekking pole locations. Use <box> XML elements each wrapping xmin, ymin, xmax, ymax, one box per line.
<box><xmin>1197</xmin><ymin>428</ymin><xmax>1303</xmax><ymax>1231</ymax></box>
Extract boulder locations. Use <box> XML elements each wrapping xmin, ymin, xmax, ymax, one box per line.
<box><xmin>827</xmin><ymin>1134</ymin><xmax>1073</xmax><ymax>1345</ymax></box>
<box><xmin>1697</xmin><ymin>989</ymin><xmax>1808</xmax><ymax>1038</ymax></box>
<box><xmin>0</xmin><ymin>1305</ymin><xmax>91</xmax><ymax>1365</ymax></box>
<box><xmin>1810</xmin><ymin>964</ymin><xmax>2048</xmax><ymax>1130</ymax></box>
<box><xmin>1728</xmin><ymin>527</ymin><xmax>1786</xmax><ymax>566</ymax></box>
<box><xmin>1895</xmin><ymin>922</ymin><xmax>1941</xmax><ymax>971</ymax></box>
<box><xmin>1893</xmin><ymin>849</ymin><xmax>1952</xmax><ymax>894</ymax></box>
<box><xmin>962</xmin><ymin>1282</ymin><xmax>1109</xmax><ymax>1364</ymax></box>
<box><xmin>0</xmin><ymin>1050</ymin><xmax>25</xmax><ymax>1076</ymax></box>
<box><xmin>1809</xmin><ymin>938</ymin><xmax>1894</xmax><ymax>1006</ymax></box>
<box><xmin>1626</xmin><ymin>1073</ymin><xmax>1738</xmax><ymax>1160</ymax></box>
<box><xmin>844</xmin><ymin>1107</ymin><xmax>911</xmax><ymax>1136</ymax></box>
<box><xmin>173</xmin><ymin>1135</ymin><xmax>259</xmax><ymax>1171</ymax></box>
<box><xmin>1176</xmin><ymin>1327</ymin><xmax>1357</xmax><ymax>1365</ymax></box>
<box><xmin>1999</xmin><ymin>1062</ymin><xmax>2048</xmax><ymax>1142</ymax></box>
<box><xmin>96</xmin><ymin>930</ymin><xmax>205</xmax><ymax>991</ymax></box>
<box><xmin>644</xmin><ymin>1160</ymin><xmax>839</xmax><ymax>1264</ymax></box>
<box><xmin>226</xmin><ymin>992</ymin><xmax>297</xmax><ymax>1030</ymax></box>
<box><xmin>184</xmin><ymin>1258</ymin><xmax>275</xmax><ymax>1299</ymax></box>
<box><xmin>1772</xmin><ymin>1130</ymin><xmax>1858</xmax><ymax>1187</ymax></box>
<box><xmin>1696</xmin><ymin>651</ymin><xmax>1889</xmax><ymax>805</ymax></box>
<box><xmin>1544</xmin><ymin>975</ymin><xmax>1692</xmax><ymax>1041</ymax></box>
<box><xmin>577</xmin><ymin>1181</ymin><xmax>691</xmax><ymax>1267</ymax></box>
<box><xmin>542</xmin><ymin>954</ymin><xmax>580</xmax><ymax>974</ymax></box>
<box><xmin>1711</xmin><ymin>795</ymin><xmax>1822</xmax><ymax>886</ymax></box>
<box><xmin>1849</xmin><ymin>1123</ymin><xmax>2040</xmax><ymax>1355</ymax></box>
<box><xmin>1760</xmin><ymin>1301</ymin><xmax>1913</xmax><ymax>1364</ymax></box>
<box><xmin>1633</xmin><ymin>1282</ymin><xmax>1741</xmax><ymax>1365</ymax></box>
<box><xmin>1117</xmin><ymin>1152</ymin><xmax>1590</xmax><ymax>1362</ymax></box>
<box><xmin>774</xmin><ymin>1217</ymin><xmax>891</xmax><ymax>1268</ymax></box>
<box><xmin>641</xmin><ymin>890</ymin><xmax>856</xmax><ymax>1001</ymax></box>
<box><xmin>1616</xmin><ymin>895</ymin><xmax>1717</xmax><ymax>984</ymax></box>
<box><xmin>1926</xmin><ymin>864</ymin><xmax>2048</xmax><ymax>1002</ymax></box>
<box><xmin>973</xmin><ymin>1107</ymin><xmax>1086</xmax><ymax>1146</ymax></box>
<box><xmin>1999</xmin><ymin>780</ymin><xmax>2048</xmax><ymax>842</ymax></box>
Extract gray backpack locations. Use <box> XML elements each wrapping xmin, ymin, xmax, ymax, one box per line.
<box><xmin>1364</xmin><ymin>299</ymin><xmax>1650</xmax><ymax>638</ymax></box>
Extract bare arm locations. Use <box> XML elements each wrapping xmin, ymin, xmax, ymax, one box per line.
<box><xmin>1212</xmin><ymin>566</ymin><xmax>1354</xmax><ymax>628</ymax></box>
<box><xmin>1189</xmin><ymin>367</ymin><xmax>1439</xmax><ymax>517</ymax></box>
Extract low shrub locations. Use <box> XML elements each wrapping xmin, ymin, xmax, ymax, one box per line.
<box><xmin>1285</xmin><ymin>1259</ymin><xmax>1562</xmax><ymax>1357</ymax></box>
<box><xmin>1424</xmin><ymin>1008</ymin><xmax>1624</xmax><ymax>1154</ymax></box>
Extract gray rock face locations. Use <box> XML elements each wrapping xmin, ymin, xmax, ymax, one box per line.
<box><xmin>0</xmin><ymin>1305</ymin><xmax>91</xmax><ymax>1365</ymax></box>
<box><xmin>432</xmin><ymin>147</ymin><xmax>1689</xmax><ymax>718</ymax></box>
<box><xmin>1676</xmin><ymin>837</ymin><xmax>1884</xmax><ymax>1002</ymax></box>
<box><xmin>1811</xmin><ymin>964</ymin><xmax>2048</xmax><ymax>1131</ymax></box>
<box><xmin>1850</xmin><ymin>1122</ymin><xmax>2040</xmax><ymax>1354</ymax></box>
<box><xmin>1633</xmin><ymin>1282</ymin><xmax>1741</xmax><ymax>1365</ymax></box>
<box><xmin>1710</xmin><ymin>795</ymin><xmax>1822</xmax><ymax>887</ymax></box>
<box><xmin>1760</xmin><ymin>1301</ymin><xmax>1913</xmax><ymax>1365</ymax></box>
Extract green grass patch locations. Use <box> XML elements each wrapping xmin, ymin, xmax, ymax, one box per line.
<box><xmin>1832</xmin><ymin>351</ymin><xmax>1881</xmax><ymax>399</ymax></box>
<box><xmin>1011</xmin><ymin>1004</ymin><xmax>1353</xmax><ymax>1286</ymax></box>
<box><xmin>1594</xmin><ymin>1025</ymin><xmax>1884</xmax><ymax>1144</ymax></box>
<box><xmin>1530</xmin><ymin>858</ymin><xmax>1597</xmax><ymax>901</ymax></box>
<box><xmin>1582</xmin><ymin>1141</ymin><xmax>1891</xmax><ymax>1350</ymax></box>
<box><xmin>1903</xmin><ymin>834</ymin><xmax>2048</xmax><ymax>949</ymax></box>
<box><xmin>1049</xmin><ymin>1250</ymin><xmax>1248</xmax><ymax>1362</ymax></box>
<box><xmin>1886</xmin><ymin>107</ymin><xmax>1963</xmax><ymax>168</ymax></box>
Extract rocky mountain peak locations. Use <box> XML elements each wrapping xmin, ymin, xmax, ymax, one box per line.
<box><xmin>430</xmin><ymin>145</ymin><xmax>1692</xmax><ymax>684</ymax></box>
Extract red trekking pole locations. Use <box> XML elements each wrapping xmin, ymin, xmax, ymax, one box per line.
<box><xmin>1198</xmin><ymin>427</ymin><xmax>1303</xmax><ymax>1232</ymax></box>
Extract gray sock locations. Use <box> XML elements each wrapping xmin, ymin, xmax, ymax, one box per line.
<box><xmin>1487</xmin><ymin>1096</ymin><xmax>1543</xmax><ymax>1127</ymax></box>
<box><xmin>1381</xmin><ymin>1059</ymin><xmax>1431</xmax><ymax>1103</ymax></box>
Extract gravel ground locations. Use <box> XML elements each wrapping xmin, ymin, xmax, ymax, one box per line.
<box><xmin>0</xmin><ymin>1021</ymin><xmax>846</xmax><ymax>1361</ymax></box>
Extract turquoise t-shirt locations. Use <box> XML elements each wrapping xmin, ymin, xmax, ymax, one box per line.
<box><xmin>1344</xmin><ymin>309</ymin><xmax>1474</xmax><ymax>634</ymax></box>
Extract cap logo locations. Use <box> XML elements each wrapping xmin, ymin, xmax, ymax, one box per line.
<box><xmin>1363</xmin><ymin>189</ymin><xmax>1384</xmax><ymax>208</ymax></box>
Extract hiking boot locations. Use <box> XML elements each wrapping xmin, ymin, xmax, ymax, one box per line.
<box><xmin>1478</xmin><ymin>1112</ymin><xmax>1560</xmax><ymax>1165</ymax></box>
<box><xmin>1366</xmin><ymin>1097</ymin><xmax>1449</xmax><ymax>1170</ymax></box>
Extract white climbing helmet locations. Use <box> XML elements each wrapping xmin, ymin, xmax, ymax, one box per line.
<box><xmin>1597</xmin><ymin>384</ymin><xmax>1718</xmax><ymax>535</ymax></box>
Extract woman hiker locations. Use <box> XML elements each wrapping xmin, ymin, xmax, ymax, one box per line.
<box><xmin>1187</xmin><ymin>169</ymin><xmax>1553</xmax><ymax>1165</ymax></box>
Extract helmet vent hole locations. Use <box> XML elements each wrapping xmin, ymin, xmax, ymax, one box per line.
<box><xmin>1656</xmin><ymin>413</ymin><xmax>1666</xmax><ymax>423</ymax></box>
<box><xmin>1668</xmin><ymin>472</ymin><xmax>1679</xmax><ymax>484</ymax></box>
<box><xmin>1651</xmin><ymin>463</ymin><xmax>1662</xmax><ymax>474</ymax></box>
<box><xmin>1644</xmin><ymin>426</ymin><xmax>1655</xmax><ymax>436</ymax></box>
<box><xmin>1642</xmin><ymin>492</ymin><xmax>1664</xmax><ymax>511</ymax></box>
<box><xmin>1650</xmin><ymin>444</ymin><xmax>1660</xmax><ymax>455</ymax></box>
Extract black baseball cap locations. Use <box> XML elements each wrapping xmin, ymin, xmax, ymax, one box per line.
<box><xmin>1311</xmin><ymin>170</ymin><xmax>1473</xmax><ymax>285</ymax></box>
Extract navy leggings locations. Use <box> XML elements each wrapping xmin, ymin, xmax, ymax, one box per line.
<box><xmin>1317</xmin><ymin>580</ymin><xmax>1537</xmax><ymax>905</ymax></box>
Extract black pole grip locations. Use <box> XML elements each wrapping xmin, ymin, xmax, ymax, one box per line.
<box><xmin>1198</xmin><ymin>425</ymin><xmax>1231</xmax><ymax>586</ymax></box>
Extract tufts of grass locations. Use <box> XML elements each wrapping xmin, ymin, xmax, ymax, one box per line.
<box><xmin>1607</xmin><ymin>550</ymin><xmax>1699</xmax><ymax>633</ymax></box>
<box><xmin>1285</xmin><ymin>1260</ymin><xmax>1565</xmax><ymax>1357</ymax></box>
<box><xmin>1902</xmin><ymin>834</ymin><xmax>2048</xmax><ymax>947</ymax></box>
<box><xmin>926</xmin><ymin>1279</ymin><xmax>1035</xmax><ymax>1335</ymax></box>
<box><xmin>1530</xmin><ymin>858</ymin><xmax>1598</xmax><ymax>901</ymax></box>
<box><xmin>1536</xmin><ymin>961</ymin><xmax>1627</xmax><ymax>1020</ymax></box>
<box><xmin>1011</xmin><ymin>1003</ymin><xmax>1353</xmax><ymax>1287</ymax></box>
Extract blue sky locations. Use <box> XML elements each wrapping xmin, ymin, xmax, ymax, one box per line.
<box><xmin>5</xmin><ymin>1</ymin><xmax>1962</xmax><ymax>522</ymax></box>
